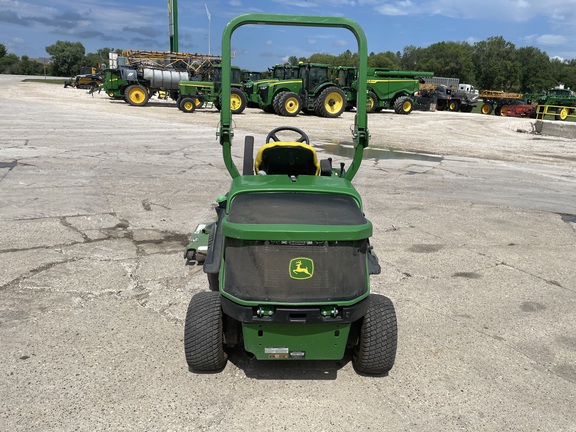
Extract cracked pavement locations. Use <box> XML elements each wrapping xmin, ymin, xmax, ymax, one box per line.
<box><xmin>1</xmin><ymin>76</ymin><xmax>575</xmax><ymax>431</ymax></box>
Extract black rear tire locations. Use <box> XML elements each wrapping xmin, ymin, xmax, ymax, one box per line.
<box><xmin>184</xmin><ymin>291</ymin><xmax>227</xmax><ymax>372</ymax></box>
<box><xmin>393</xmin><ymin>96</ymin><xmax>413</xmax><ymax>115</ymax></box>
<box><xmin>272</xmin><ymin>91</ymin><xmax>287</xmax><ymax>114</ymax></box>
<box><xmin>179</xmin><ymin>97</ymin><xmax>196</xmax><ymax>113</ymax></box>
<box><xmin>352</xmin><ymin>294</ymin><xmax>397</xmax><ymax>375</ymax></box>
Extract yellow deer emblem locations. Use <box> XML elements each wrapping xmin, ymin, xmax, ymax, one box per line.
<box><xmin>289</xmin><ymin>258</ymin><xmax>314</xmax><ymax>280</ymax></box>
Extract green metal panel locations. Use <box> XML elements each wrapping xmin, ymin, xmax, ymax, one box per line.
<box><xmin>219</xmin><ymin>14</ymin><xmax>369</xmax><ymax>181</ymax></box>
<box><xmin>242</xmin><ymin>322</ymin><xmax>351</xmax><ymax>360</ymax></box>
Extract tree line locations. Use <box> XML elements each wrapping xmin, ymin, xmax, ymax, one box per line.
<box><xmin>289</xmin><ymin>36</ymin><xmax>576</xmax><ymax>93</ymax></box>
<box><xmin>0</xmin><ymin>41</ymin><xmax>121</xmax><ymax>77</ymax></box>
<box><xmin>2</xmin><ymin>36</ymin><xmax>575</xmax><ymax>92</ymax></box>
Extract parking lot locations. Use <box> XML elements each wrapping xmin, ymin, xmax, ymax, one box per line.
<box><xmin>1</xmin><ymin>75</ymin><xmax>575</xmax><ymax>431</ymax></box>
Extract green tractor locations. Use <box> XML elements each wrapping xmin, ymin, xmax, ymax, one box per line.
<box><xmin>183</xmin><ymin>13</ymin><xmax>397</xmax><ymax>376</ymax></box>
<box><xmin>177</xmin><ymin>65</ymin><xmax>247</xmax><ymax>114</ymax></box>
<box><xmin>258</xmin><ymin>62</ymin><xmax>347</xmax><ymax>118</ymax></box>
<box><xmin>243</xmin><ymin>64</ymin><xmax>298</xmax><ymax>108</ymax></box>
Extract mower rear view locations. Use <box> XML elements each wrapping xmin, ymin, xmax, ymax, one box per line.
<box><xmin>183</xmin><ymin>14</ymin><xmax>397</xmax><ymax>376</ymax></box>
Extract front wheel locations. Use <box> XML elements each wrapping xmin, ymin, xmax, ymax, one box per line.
<box><xmin>315</xmin><ymin>87</ymin><xmax>346</xmax><ymax>118</ymax></box>
<box><xmin>230</xmin><ymin>88</ymin><xmax>247</xmax><ymax>114</ymax></box>
<box><xmin>124</xmin><ymin>84</ymin><xmax>149</xmax><ymax>107</ymax></box>
<box><xmin>184</xmin><ymin>291</ymin><xmax>227</xmax><ymax>372</ymax></box>
<box><xmin>278</xmin><ymin>91</ymin><xmax>302</xmax><ymax>116</ymax></box>
<box><xmin>393</xmin><ymin>96</ymin><xmax>413</xmax><ymax>115</ymax></box>
<box><xmin>179</xmin><ymin>97</ymin><xmax>196</xmax><ymax>113</ymax></box>
<box><xmin>481</xmin><ymin>103</ymin><xmax>493</xmax><ymax>115</ymax></box>
<box><xmin>366</xmin><ymin>91</ymin><xmax>378</xmax><ymax>113</ymax></box>
<box><xmin>555</xmin><ymin>107</ymin><xmax>569</xmax><ymax>121</ymax></box>
<box><xmin>352</xmin><ymin>294</ymin><xmax>397</xmax><ymax>375</ymax></box>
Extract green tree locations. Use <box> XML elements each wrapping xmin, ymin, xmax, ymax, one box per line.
<box><xmin>45</xmin><ymin>40</ymin><xmax>85</xmax><ymax>76</ymax></box>
<box><xmin>400</xmin><ymin>45</ymin><xmax>424</xmax><ymax>70</ymax></box>
<box><xmin>411</xmin><ymin>41</ymin><xmax>475</xmax><ymax>83</ymax></box>
<box><xmin>19</xmin><ymin>55</ymin><xmax>44</xmax><ymax>75</ymax></box>
<box><xmin>472</xmin><ymin>36</ymin><xmax>520</xmax><ymax>91</ymax></box>
<box><xmin>516</xmin><ymin>46</ymin><xmax>554</xmax><ymax>93</ymax></box>
<box><xmin>368</xmin><ymin>51</ymin><xmax>400</xmax><ymax>68</ymax></box>
<box><xmin>0</xmin><ymin>43</ymin><xmax>7</xmax><ymax>58</ymax></box>
<box><xmin>550</xmin><ymin>58</ymin><xmax>576</xmax><ymax>91</ymax></box>
<box><xmin>0</xmin><ymin>53</ymin><xmax>20</xmax><ymax>74</ymax></box>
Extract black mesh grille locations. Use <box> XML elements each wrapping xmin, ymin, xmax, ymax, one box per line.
<box><xmin>228</xmin><ymin>193</ymin><xmax>366</xmax><ymax>225</ymax></box>
<box><xmin>224</xmin><ymin>238</ymin><xmax>368</xmax><ymax>302</ymax></box>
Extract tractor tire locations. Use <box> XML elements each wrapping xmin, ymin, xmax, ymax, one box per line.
<box><xmin>393</xmin><ymin>96</ymin><xmax>413</xmax><ymax>115</ymax></box>
<box><xmin>448</xmin><ymin>99</ymin><xmax>460</xmax><ymax>112</ymax></box>
<box><xmin>176</xmin><ymin>96</ymin><xmax>183</xmax><ymax>111</ymax></box>
<box><xmin>352</xmin><ymin>294</ymin><xmax>397</xmax><ymax>375</ymax></box>
<box><xmin>272</xmin><ymin>91</ymin><xmax>287</xmax><ymax>114</ymax></box>
<box><xmin>184</xmin><ymin>291</ymin><xmax>227</xmax><ymax>372</ymax></box>
<box><xmin>460</xmin><ymin>105</ymin><xmax>474</xmax><ymax>113</ymax></box>
<box><xmin>314</xmin><ymin>86</ymin><xmax>346</xmax><ymax>118</ymax></box>
<box><xmin>500</xmin><ymin>104</ymin><xmax>510</xmax><ymax>116</ymax></box>
<box><xmin>494</xmin><ymin>105</ymin><xmax>502</xmax><ymax>116</ymax></box>
<box><xmin>179</xmin><ymin>97</ymin><xmax>197</xmax><ymax>113</ymax></box>
<box><xmin>230</xmin><ymin>88</ymin><xmax>247</xmax><ymax>114</ymax></box>
<box><xmin>436</xmin><ymin>99</ymin><xmax>447</xmax><ymax>111</ymax></box>
<box><xmin>367</xmin><ymin>91</ymin><xmax>378</xmax><ymax>113</ymax></box>
<box><xmin>278</xmin><ymin>92</ymin><xmax>302</xmax><ymax>117</ymax></box>
<box><xmin>481</xmin><ymin>103</ymin><xmax>493</xmax><ymax>115</ymax></box>
<box><xmin>555</xmin><ymin>107</ymin><xmax>569</xmax><ymax>121</ymax></box>
<box><xmin>124</xmin><ymin>84</ymin><xmax>149</xmax><ymax>107</ymax></box>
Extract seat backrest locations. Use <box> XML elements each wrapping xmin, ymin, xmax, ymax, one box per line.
<box><xmin>254</xmin><ymin>142</ymin><xmax>320</xmax><ymax>176</ymax></box>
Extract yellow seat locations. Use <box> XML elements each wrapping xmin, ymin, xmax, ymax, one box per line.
<box><xmin>254</xmin><ymin>141</ymin><xmax>320</xmax><ymax>176</ymax></box>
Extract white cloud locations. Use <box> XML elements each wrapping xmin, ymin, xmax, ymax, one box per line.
<box><xmin>537</xmin><ymin>34</ymin><xmax>568</xmax><ymax>46</ymax></box>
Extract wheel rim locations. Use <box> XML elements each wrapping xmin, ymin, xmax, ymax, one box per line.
<box><xmin>560</xmin><ymin>108</ymin><xmax>568</xmax><ymax>120</ymax></box>
<box><xmin>402</xmin><ymin>100</ymin><xmax>412</xmax><ymax>112</ymax></box>
<box><xmin>324</xmin><ymin>91</ymin><xmax>344</xmax><ymax>114</ymax></box>
<box><xmin>481</xmin><ymin>104</ymin><xmax>491</xmax><ymax>114</ymax></box>
<box><xmin>285</xmin><ymin>96</ymin><xmax>300</xmax><ymax>114</ymax></box>
<box><xmin>367</xmin><ymin>96</ymin><xmax>375</xmax><ymax>111</ymax></box>
<box><xmin>129</xmin><ymin>87</ymin><xmax>146</xmax><ymax>103</ymax></box>
<box><xmin>183</xmin><ymin>101</ymin><xmax>194</xmax><ymax>111</ymax></box>
<box><xmin>230</xmin><ymin>93</ymin><xmax>242</xmax><ymax>110</ymax></box>
<box><xmin>501</xmin><ymin>106</ymin><xmax>509</xmax><ymax>116</ymax></box>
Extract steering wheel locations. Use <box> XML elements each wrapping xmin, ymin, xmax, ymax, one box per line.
<box><xmin>265</xmin><ymin>126</ymin><xmax>310</xmax><ymax>144</ymax></box>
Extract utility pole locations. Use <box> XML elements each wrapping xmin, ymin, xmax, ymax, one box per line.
<box><xmin>205</xmin><ymin>3</ymin><xmax>211</xmax><ymax>55</ymax></box>
<box><xmin>168</xmin><ymin>0</ymin><xmax>179</xmax><ymax>52</ymax></box>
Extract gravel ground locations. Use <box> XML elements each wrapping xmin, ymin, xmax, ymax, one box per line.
<box><xmin>1</xmin><ymin>76</ymin><xmax>575</xmax><ymax>432</ymax></box>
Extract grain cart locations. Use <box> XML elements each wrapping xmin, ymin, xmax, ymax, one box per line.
<box><xmin>339</xmin><ymin>67</ymin><xmax>434</xmax><ymax>114</ymax></box>
<box><xmin>177</xmin><ymin>65</ymin><xmax>247</xmax><ymax>114</ymax></box>
<box><xmin>183</xmin><ymin>13</ymin><xmax>397</xmax><ymax>375</ymax></box>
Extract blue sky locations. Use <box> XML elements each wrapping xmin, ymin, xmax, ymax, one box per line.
<box><xmin>1</xmin><ymin>0</ymin><xmax>576</xmax><ymax>70</ymax></box>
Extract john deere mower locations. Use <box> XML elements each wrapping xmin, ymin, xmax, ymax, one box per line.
<box><xmin>183</xmin><ymin>14</ymin><xmax>397</xmax><ymax>376</ymax></box>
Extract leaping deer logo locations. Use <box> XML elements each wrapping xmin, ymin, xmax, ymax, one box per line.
<box><xmin>289</xmin><ymin>258</ymin><xmax>314</xmax><ymax>280</ymax></box>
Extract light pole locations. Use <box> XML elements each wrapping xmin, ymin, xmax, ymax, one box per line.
<box><xmin>205</xmin><ymin>3</ymin><xmax>211</xmax><ymax>55</ymax></box>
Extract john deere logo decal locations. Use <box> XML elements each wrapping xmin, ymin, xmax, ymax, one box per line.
<box><xmin>289</xmin><ymin>258</ymin><xmax>314</xmax><ymax>280</ymax></box>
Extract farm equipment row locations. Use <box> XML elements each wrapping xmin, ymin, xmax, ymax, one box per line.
<box><xmin>88</xmin><ymin>42</ymin><xmax>575</xmax><ymax>121</ymax></box>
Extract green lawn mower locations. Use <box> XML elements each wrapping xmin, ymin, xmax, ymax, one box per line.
<box><xmin>183</xmin><ymin>13</ymin><xmax>397</xmax><ymax>376</ymax></box>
